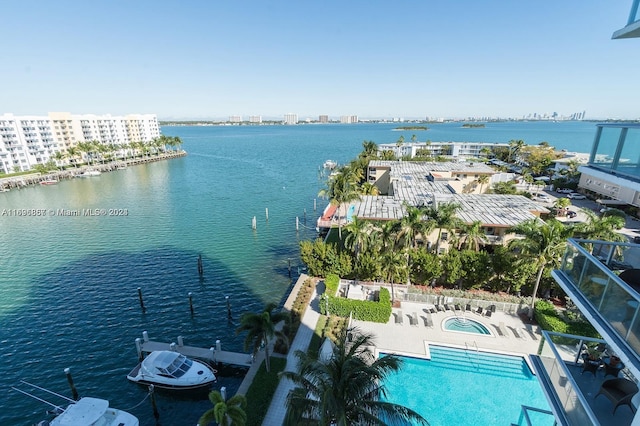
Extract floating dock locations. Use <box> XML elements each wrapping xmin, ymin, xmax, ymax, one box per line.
<box><xmin>135</xmin><ymin>332</ymin><xmax>252</xmax><ymax>368</ymax></box>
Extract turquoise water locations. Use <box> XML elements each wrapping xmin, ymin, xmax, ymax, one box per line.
<box><xmin>444</xmin><ymin>317</ymin><xmax>491</xmax><ymax>335</ymax></box>
<box><xmin>383</xmin><ymin>347</ymin><xmax>553</xmax><ymax>426</ymax></box>
<box><xmin>0</xmin><ymin>122</ymin><xmax>592</xmax><ymax>425</ymax></box>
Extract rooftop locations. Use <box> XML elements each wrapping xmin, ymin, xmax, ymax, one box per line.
<box><xmin>369</xmin><ymin>160</ymin><xmax>495</xmax><ymax>174</ymax></box>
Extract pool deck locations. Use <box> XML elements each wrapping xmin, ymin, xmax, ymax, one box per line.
<box><xmin>353</xmin><ymin>301</ymin><xmax>542</xmax><ymax>361</ymax></box>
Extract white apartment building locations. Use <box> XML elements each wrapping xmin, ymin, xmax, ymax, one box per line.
<box><xmin>340</xmin><ymin>115</ymin><xmax>358</xmax><ymax>124</ymax></box>
<box><xmin>378</xmin><ymin>141</ymin><xmax>510</xmax><ymax>159</ymax></box>
<box><xmin>0</xmin><ymin>112</ymin><xmax>160</xmax><ymax>173</ymax></box>
<box><xmin>283</xmin><ymin>113</ymin><xmax>298</xmax><ymax>125</ymax></box>
<box><xmin>249</xmin><ymin>115</ymin><xmax>262</xmax><ymax>124</ymax></box>
<box><xmin>229</xmin><ymin>115</ymin><xmax>242</xmax><ymax>123</ymax></box>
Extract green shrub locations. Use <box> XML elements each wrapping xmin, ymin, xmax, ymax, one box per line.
<box><xmin>320</xmin><ymin>288</ymin><xmax>391</xmax><ymax>323</ymax></box>
<box><xmin>325</xmin><ymin>274</ymin><xmax>340</xmax><ymax>296</ymax></box>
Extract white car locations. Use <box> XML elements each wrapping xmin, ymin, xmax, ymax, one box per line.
<box><xmin>556</xmin><ymin>188</ymin><xmax>574</xmax><ymax>194</ymax></box>
<box><xmin>567</xmin><ymin>193</ymin><xmax>587</xmax><ymax>200</ymax></box>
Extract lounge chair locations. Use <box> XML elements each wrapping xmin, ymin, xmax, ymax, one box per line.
<box><xmin>395</xmin><ymin>310</ymin><xmax>404</xmax><ymax>325</ymax></box>
<box><xmin>454</xmin><ymin>304</ymin><xmax>462</xmax><ymax>311</ymax></box>
<box><xmin>465</xmin><ymin>304</ymin><xmax>472</xmax><ymax>312</ymax></box>
<box><xmin>596</xmin><ymin>378</ymin><xmax>639</xmax><ymax>414</ymax></box>
<box><xmin>425</xmin><ymin>313</ymin><xmax>434</xmax><ymax>328</ymax></box>
<box><xmin>487</xmin><ymin>304</ymin><xmax>496</xmax><ymax>313</ymax></box>
<box><xmin>581</xmin><ymin>358</ymin><xmax>600</xmax><ymax>376</ymax></box>
<box><xmin>410</xmin><ymin>312</ymin><xmax>419</xmax><ymax>326</ymax></box>
<box><xmin>436</xmin><ymin>304</ymin><xmax>445</xmax><ymax>312</ymax></box>
<box><xmin>475</xmin><ymin>307</ymin><xmax>483</xmax><ymax>315</ymax></box>
<box><xmin>444</xmin><ymin>304</ymin><xmax>452</xmax><ymax>311</ymax></box>
<box><xmin>498</xmin><ymin>322</ymin><xmax>508</xmax><ymax>337</ymax></box>
<box><xmin>510</xmin><ymin>326</ymin><xmax>524</xmax><ymax>339</ymax></box>
<box><xmin>429</xmin><ymin>307</ymin><xmax>437</xmax><ymax>314</ymax></box>
<box><xmin>484</xmin><ymin>310</ymin><xmax>492</xmax><ymax>318</ymax></box>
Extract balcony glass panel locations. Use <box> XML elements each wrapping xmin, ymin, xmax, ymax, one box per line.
<box><xmin>591</xmin><ymin>127</ymin><xmax>621</xmax><ymax>170</ymax></box>
<box><xmin>613</xmin><ymin>128</ymin><xmax>640</xmax><ymax>179</ymax></box>
<box><xmin>561</xmin><ymin>239</ymin><xmax>640</xmax><ymax>355</ymax></box>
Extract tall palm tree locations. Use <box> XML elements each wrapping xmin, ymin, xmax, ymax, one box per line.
<box><xmin>198</xmin><ymin>390</ymin><xmax>247</xmax><ymax>426</ymax></box>
<box><xmin>318</xmin><ymin>166</ymin><xmax>362</xmax><ymax>239</ymax></box>
<box><xmin>281</xmin><ymin>328</ymin><xmax>429</xmax><ymax>426</ymax></box>
<box><xmin>397</xmin><ymin>205</ymin><xmax>434</xmax><ymax>250</ymax></box>
<box><xmin>457</xmin><ymin>220</ymin><xmax>487</xmax><ymax>251</ymax></box>
<box><xmin>476</xmin><ymin>175</ymin><xmax>489</xmax><ymax>194</ymax></box>
<box><xmin>508</xmin><ymin>139</ymin><xmax>525</xmax><ymax>163</ymax></box>
<box><xmin>344</xmin><ymin>216</ymin><xmax>373</xmax><ymax>259</ymax></box>
<box><xmin>574</xmin><ymin>210</ymin><xmax>626</xmax><ymax>242</ymax></box>
<box><xmin>65</xmin><ymin>147</ymin><xmax>79</xmax><ymax>168</ymax></box>
<box><xmin>361</xmin><ymin>140</ymin><xmax>378</xmax><ymax>158</ymax></box>
<box><xmin>52</xmin><ymin>151</ymin><xmax>65</xmax><ymax>170</ymax></box>
<box><xmin>236</xmin><ymin>302</ymin><xmax>290</xmax><ymax>372</ymax></box>
<box><xmin>508</xmin><ymin>219</ymin><xmax>574</xmax><ymax>318</ymax></box>
<box><xmin>423</xmin><ymin>202</ymin><xmax>461</xmax><ymax>254</ymax></box>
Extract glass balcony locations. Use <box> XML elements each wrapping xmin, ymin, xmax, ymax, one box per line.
<box><xmin>557</xmin><ymin>239</ymin><xmax>640</xmax><ymax>360</ymax></box>
<box><xmin>612</xmin><ymin>0</ymin><xmax>640</xmax><ymax>39</ymax></box>
<box><xmin>533</xmin><ymin>331</ymin><xmax>637</xmax><ymax>425</ymax></box>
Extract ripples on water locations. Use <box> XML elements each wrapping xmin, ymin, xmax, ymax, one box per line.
<box><xmin>0</xmin><ymin>122</ymin><xmax>595</xmax><ymax>424</ymax></box>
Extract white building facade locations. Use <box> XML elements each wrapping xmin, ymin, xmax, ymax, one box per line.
<box><xmin>0</xmin><ymin>112</ymin><xmax>160</xmax><ymax>173</ymax></box>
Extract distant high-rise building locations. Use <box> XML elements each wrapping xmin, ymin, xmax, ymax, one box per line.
<box><xmin>340</xmin><ymin>115</ymin><xmax>358</xmax><ymax>124</ymax></box>
<box><xmin>319</xmin><ymin>115</ymin><xmax>329</xmax><ymax>123</ymax></box>
<box><xmin>283</xmin><ymin>113</ymin><xmax>298</xmax><ymax>125</ymax></box>
<box><xmin>0</xmin><ymin>112</ymin><xmax>160</xmax><ymax>173</ymax></box>
<box><xmin>229</xmin><ymin>115</ymin><xmax>242</xmax><ymax>123</ymax></box>
<box><xmin>249</xmin><ymin>115</ymin><xmax>262</xmax><ymax>124</ymax></box>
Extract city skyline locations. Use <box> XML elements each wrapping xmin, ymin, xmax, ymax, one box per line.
<box><xmin>1</xmin><ymin>1</ymin><xmax>638</xmax><ymax>120</ymax></box>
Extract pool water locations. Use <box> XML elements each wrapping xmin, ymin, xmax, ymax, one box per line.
<box><xmin>444</xmin><ymin>317</ymin><xmax>491</xmax><ymax>335</ymax></box>
<box><xmin>382</xmin><ymin>347</ymin><xmax>553</xmax><ymax>426</ymax></box>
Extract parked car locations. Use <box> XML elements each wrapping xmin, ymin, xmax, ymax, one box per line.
<box><xmin>567</xmin><ymin>211</ymin><xmax>577</xmax><ymax>218</ymax></box>
<box><xmin>556</xmin><ymin>188</ymin><xmax>574</xmax><ymax>194</ymax></box>
<box><xmin>567</xmin><ymin>193</ymin><xmax>587</xmax><ymax>200</ymax></box>
<box><xmin>536</xmin><ymin>194</ymin><xmax>551</xmax><ymax>201</ymax></box>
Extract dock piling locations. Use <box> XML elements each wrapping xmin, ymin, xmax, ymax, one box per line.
<box><xmin>197</xmin><ymin>255</ymin><xmax>203</xmax><ymax>276</ymax></box>
<box><xmin>265</xmin><ymin>207</ymin><xmax>269</xmax><ymax>221</ymax></box>
<box><xmin>177</xmin><ymin>336</ymin><xmax>184</xmax><ymax>347</ymax></box>
<box><xmin>252</xmin><ymin>216</ymin><xmax>257</xmax><ymax>230</ymax></box>
<box><xmin>149</xmin><ymin>385</ymin><xmax>159</xmax><ymax>420</ymax></box>
<box><xmin>210</xmin><ymin>347</ymin><xmax>215</xmax><ymax>363</ymax></box>
<box><xmin>304</xmin><ymin>208</ymin><xmax>306</xmax><ymax>223</ymax></box>
<box><xmin>225</xmin><ymin>295</ymin><xmax>231</xmax><ymax>319</ymax></box>
<box><xmin>188</xmin><ymin>292</ymin><xmax>194</xmax><ymax>315</ymax></box>
<box><xmin>137</xmin><ymin>287</ymin><xmax>146</xmax><ymax>313</ymax></box>
<box><xmin>135</xmin><ymin>338</ymin><xmax>143</xmax><ymax>360</ymax></box>
<box><xmin>288</xmin><ymin>259</ymin><xmax>292</xmax><ymax>278</ymax></box>
<box><xmin>314</xmin><ymin>198</ymin><xmax>317</xmax><ymax>211</ymax></box>
<box><xmin>295</xmin><ymin>217</ymin><xmax>299</xmax><ymax>231</ymax></box>
<box><xmin>143</xmin><ymin>330</ymin><xmax>149</xmax><ymax>342</ymax></box>
<box><xmin>64</xmin><ymin>368</ymin><xmax>79</xmax><ymax>401</ymax></box>
<box><xmin>221</xmin><ymin>386</ymin><xmax>227</xmax><ymax>401</ymax></box>
<box><xmin>216</xmin><ymin>340</ymin><xmax>221</xmax><ymax>352</ymax></box>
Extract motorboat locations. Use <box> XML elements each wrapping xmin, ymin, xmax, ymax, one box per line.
<box><xmin>13</xmin><ymin>381</ymin><xmax>139</xmax><ymax>426</ymax></box>
<box><xmin>127</xmin><ymin>350</ymin><xmax>216</xmax><ymax>390</ymax></box>
<box><xmin>77</xmin><ymin>170</ymin><xmax>102</xmax><ymax>177</ymax></box>
<box><xmin>40</xmin><ymin>179</ymin><xmax>58</xmax><ymax>185</ymax></box>
<box><xmin>323</xmin><ymin>159</ymin><xmax>337</xmax><ymax>169</ymax></box>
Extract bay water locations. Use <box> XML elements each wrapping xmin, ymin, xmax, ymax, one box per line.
<box><xmin>0</xmin><ymin>121</ymin><xmax>596</xmax><ymax>425</ymax></box>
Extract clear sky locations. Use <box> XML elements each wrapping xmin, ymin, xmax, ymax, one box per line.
<box><xmin>1</xmin><ymin>1</ymin><xmax>637</xmax><ymax>120</ymax></box>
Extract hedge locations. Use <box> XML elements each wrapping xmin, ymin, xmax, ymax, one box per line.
<box><xmin>320</xmin><ymin>287</ymin><xmax>392</xmax><ymax>323</ymax></box>
<box><xmin>325</xmin><ymin>274</ymin><xmax>340</xmax><ymax>296</ymax></box>
<box><xmin>534</xmin><ymin>300</ymin><xmax>599</xmax><ymax>339</ymax></box>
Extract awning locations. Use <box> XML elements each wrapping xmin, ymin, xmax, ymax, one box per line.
<box><xmin>596</xmin><ymin>199</ymin><xmax>628</xmax><ymax>206</ymax></box>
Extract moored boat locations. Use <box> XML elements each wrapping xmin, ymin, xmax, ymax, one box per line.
<box><xmin>127</xmin><ymin>350</ymin><xmax>216</xmax><ymax>390</ymax></box>
<box><xmin>13</xmin><ymin>381</ymin><xmax>139</xmax><ymax>426</ymax></box>
<box><xmin>323</xmin><ymin>159</ymin><xmax>337</xmax><ymax>169</ymax></box>
<box><xmin>40</xmin><ymin>179</ymin><xmax>58</xmax><ymax>185</ymax></box>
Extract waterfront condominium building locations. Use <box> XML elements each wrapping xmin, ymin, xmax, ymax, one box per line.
<box><xmin>249</xmin><ymin>115</ymin><xmax>262</xmax><ymax>124</ymax></box>
<box><xmin>319</xmin><ymin>115</ymin><xmax>329</xmax><ymax>123</ymax></box>
<box><xmin>340</xmin><ymin>115</ymin><xmax>358</xmax><ymax>124</ymax></box>
<box><xmin>229</xmin><ymin>115</ymin><xmax>242</xmax><ymax>123</ymax></box>
<box><xmin>0</xmin><ymin>112</ymin><xmax>160</xmax><ymax>174</ymax></box>
<box><xmin>283</xmin><ymin>113</ymin><xmax>298</xmax><ymax>125</ymax></box>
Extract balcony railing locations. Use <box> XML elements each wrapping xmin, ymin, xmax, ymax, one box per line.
<box><xmin>557</xmin><ymin>239</ymin><xmax>640</xmax><ymax>361</ymax></box>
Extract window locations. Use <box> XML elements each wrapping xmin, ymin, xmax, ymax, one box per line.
<box><xmin>441</xmin><ymin>232</ymin><xmax>448</xmax><ymax>241</ymax></box>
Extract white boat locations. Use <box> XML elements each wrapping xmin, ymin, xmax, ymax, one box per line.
<box><xmin>127</xmin><ymin>350</ymin><xmax>216</xmax><ymax>390</ymax></box>
<box><xmin>13</xmin><ymin>381</ymin><xmax>139</xmax><ymax>426</ymax></box>
<box><xmin>323</xmin><ymin>159</ymin><xmax>337</xmax><ymax>169</ymax></box>
<box><xmin>40</xmin><ymin>179</ymin><xmax>58</xmax><ymax>185</ymax></box>
<box><xmin>77</xmin><ymin>170</ymin><xmax>102</xmax><ymax>177</ymax></box>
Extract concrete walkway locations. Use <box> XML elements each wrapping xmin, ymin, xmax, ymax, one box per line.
<box><xmin>261</xmin><ymin>279</ymin><xmax>322</xmax><ymax>425</ymax></box>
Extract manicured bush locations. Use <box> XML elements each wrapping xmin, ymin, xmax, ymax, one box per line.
<box><xmin>324</xmin><ymin>274</ymin><xmax>340</xmax><ymax>296</ymax></box>
<box><xmin>534</xmin><ymin>300</ymin><xmax>599</xmax><ymax>338</ymax></box>
<box><xmin>320</xmin><ymin>288</ymin><xmax>391</xmax><ymax>323</ymax></box>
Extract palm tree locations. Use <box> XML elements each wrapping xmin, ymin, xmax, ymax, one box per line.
<box><xmin>397</xmin><ymin>205</ymin><xmax>434</xmax><ymax>250</ymax></box>
<box><xmin>281</xmin><ymin>328</ymin><xmax>429</xmax><ymax>426</ymax></box>
<box><xmin>361</xmin><ymin>140</ymin><xmax>378</xmax><ymax>158</ymax></box>
<box><xmin>236</xmin><ymin>303</ymin><xmax>290</xmax><ymax>372</ymax></box>
<box><xmin>198</xmin><ymin>390</ymin><xmax>247</xmax><ymax>426</ymax></box>
<box><xmin>423</xmin><ymin>202</ymin><xmax>461</xmax><ymax>254</ymax></box>
<box><xmin>574</xmin><ymin>210</ymin><xmax>626</xmax><ymax>242</ymax></box>
<box><xmin>395</xmin><ymin>135</ymin><xmax>405</xmax><ymax>158</ymax></box>
<box><xmin>476</xmin><ymin>175</ymin><xmax>489</xmax><ymax>194</ymax></box>
<box><xmin>457</xmin><ymin>220</ymin><xmax>487</xmax><ymax>251</ymax></box>
<box><xmin>508</xmin><ymin>219</ymin><xmax>574</xmax><ymax>318</ymax></box>
<box><xmin>344</xmin><ymin>216</ymin><xmax>373</xmax><ymax>259</ymax></box>
<box><xmin>52</xmin><ymin>151</ymin><xmax>65</xmax><ymax>170</ymax></box>
<box><xmin>318</xmin><ymin>166</ymin><xmax>362</xmax><ymax>239</ymax></box>
<box><xmin>508</xmin><ymin>139</ymin><xmax>526</xmax><ymax>163</ymax></box>
<box><xmin>65</xmin><ymin>147</ymin><xmax>80</xmax><ymax>168</ymax></box>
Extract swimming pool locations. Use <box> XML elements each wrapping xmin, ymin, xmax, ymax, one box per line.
<box><xmin>382</xmin><ymin>346</ymin><xmax>553</xmax><ymax>425</ymax></box>
<box><xmin>444</xmin><ymin>317</ymin><xmax>491</xmax><ymax>335</ymax></box>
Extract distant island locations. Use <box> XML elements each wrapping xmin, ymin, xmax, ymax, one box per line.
<box><xmin>394</xmin><ymin>126</ymin><xmax>428</xmax><ymax>130</ymax></box>
<box><xmin>462</xmin><ymin>123</ymin><xmax>485</xmax><ymax>128</ymax></box>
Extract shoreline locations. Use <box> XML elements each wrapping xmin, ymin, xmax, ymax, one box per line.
<box><xmin>0</xmin><ymin>151</ymin><xmax>187</xmax><ymax>191</ymax></box>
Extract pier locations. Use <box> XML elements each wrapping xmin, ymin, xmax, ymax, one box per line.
<box><xmin>135</xmin><ymin>332</ymin><xmax>253</xmax><ymax>368</ymax></box>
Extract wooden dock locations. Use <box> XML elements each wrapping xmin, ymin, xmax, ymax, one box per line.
<box><xmin>135</xmin><ymin>332</ymin><xmax>253</xmax><ymax>368</ymax></box>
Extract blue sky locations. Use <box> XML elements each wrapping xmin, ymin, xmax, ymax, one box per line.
<box><xmin>0</xmin><ymin>1</ymin><xmax>637</xmax><ymax>120</ymax></box>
